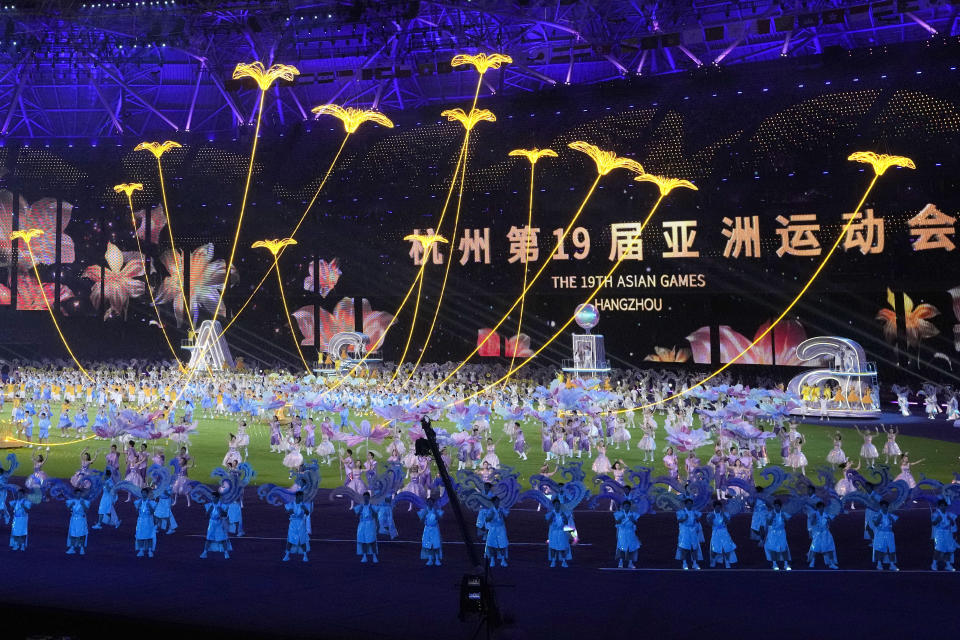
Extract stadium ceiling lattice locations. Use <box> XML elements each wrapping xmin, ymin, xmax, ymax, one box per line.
<box><xmin>0</xmin><ymin>0</ymin><xmax>955</xmax><ymax>138</ymax></box>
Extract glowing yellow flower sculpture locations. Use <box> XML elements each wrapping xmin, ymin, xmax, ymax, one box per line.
<box><xmin>10</xmin><ymin>228</ymin><xmax>44</xmax><ymax>243</ymax></box>
<box><xmin>568</xmin><ymin>141</ymin><xmax>644</xmax><ymax>176</ymax></box>
<box><xmin>508</xmin><ymin>148</ymin><xmax>558</xmax><ymax>164</ymax></box>
<box><xmin>252</xmin><ymin>238</ymin><xmax>298</xmax><ymax>256</ymax></box>
<box><xmin>633</xmin><ymin>174</ymin><xmax>698</xmax><ymax>196</ymax></box>
<box><xmin>451</xmin><ymin>52</ymin><xmax>513</xmax><ymax>75</ymax></box>
<box><xmin>404</xmin><ymin>233</ymin><xmax>449</xmax><ymax>253</ymax></box>
<box><xmin>440</xmin><ymin>108</ymin><xmax>496</xmax><ymax>131</ymax></box>
<box><xmin>232</xmin><ymin>61</ymin><xmax>300</xmax><ymax>91</ymax></box>
<box><xmin>310</xmin><ymin>104</ymin><xmax>394</xmax><ymax>134</ymax></box>
<box><xmin>134</xmin><ymin>141</ymin><xmax>182</xmax><ymax>159</ymax></box>
<box><xmin>847</xmin><ymin>151</ymin><xmax>916</xmax><ymax>176</ymax></box>
<box><xmin>113</xmin><ymin>183</ymin><xmax>144</xmax><ymax>198</ymax></box>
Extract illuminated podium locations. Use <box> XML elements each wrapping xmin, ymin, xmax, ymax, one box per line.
<box><xmin>561</xmin><ymin>304</ymin><xmax>611</xmax><ymax>376</ymax></box>
<box><xmin>181</xmin><ymin>320</ymin><xmax>234</xmax><ymax>371</ymax></box>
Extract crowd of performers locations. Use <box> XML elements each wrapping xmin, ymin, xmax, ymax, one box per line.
<box><xmin>0</xmin><ymin>361</ymin><xmax>959</xmax><ymax>571</ymax></box>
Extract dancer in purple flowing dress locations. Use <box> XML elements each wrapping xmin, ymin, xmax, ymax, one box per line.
<box><xmin>104</xmin><ymin>444</ymin><xmax>120</xmax><ymax>480</ymax></box>
<box><xmin>513</xmin><ymin>424</ymin><xmax>528</xmax><ymax>461</ymax></box>
<box><xmin>70</xmin><ymin>448</ymin><xmax>97</xmax><ymax>488</ymax></box>
<box><xmin>172</xmin><ymin>447</ymin><xmax>193</xmax><ymax>506</ymax></box>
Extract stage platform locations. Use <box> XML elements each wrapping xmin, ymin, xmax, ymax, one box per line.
<box><xmin>0</xmin><ymin>490</ymin><xmax>956</xmax><ymax>639</ymax></box>
<box><xmin>799</xmin><ymin>410</ymin><xmax>960</xmax><ymax>443</ymax></box>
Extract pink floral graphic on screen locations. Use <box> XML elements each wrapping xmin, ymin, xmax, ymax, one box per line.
<box><xmin>685</xmin><ymin>319</ymin><xmax>807</xmax><ymax>365</ymax></box>
<box><xmin>133</xmin><ymin>206</ymin><xmax>167</xmax><ymax>244</ymax></box>
<box><xmin>477</xmin><ymin>329</ymin><xmax>501</xmax><ymax>357</ymax></box>
<box><xmin>504</xmin><ymin>334</ymin><xmax>533</xmax><ymax>358</ymax></box>
<box><xmin>82</xmin><ymin>242</ymin><xmax>145</xmax><ymax>320</ymax></box>
<box><xmin>292</xmin><ymin>297</ymin><xmax>393</xmax><ymax>350</ymax></box>
<box><xmin>0</xmin><ymin>190</ymin><xmax>77</xmax><ymax>309</ymax></box>
<box><xmin>155</xmin><ymin>243</ymin><xmax>236</xmax><ymax>327</ymax></box>
<box><xmin>303</xmin><ymin>258</ymin><xmax>341</xmax><ymax>298</ymax></box>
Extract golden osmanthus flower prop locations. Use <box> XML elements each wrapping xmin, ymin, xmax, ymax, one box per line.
<box><xmin>417</xmin><ymin>142</ymin><xmax>644</xmax><ymax>403</ymax></box>
<box><xmin>504</xmin><ymin>148</ymin><xmax>558</xmax><ymax>377</ymax></box>
<box><xmin>10</xmin><ymin>229</ymin><xmax>93</xmax><ymax>381</ymax></box>
<box><xmin>211</xmin><ymin>61</ymin><xmax>301</xmax><ymax>330</ymax></box>
<box><xmin>252</xmin><ymin>238</ymin><xmax>309</xmax><ymax>372</ymax></box>
<box><xmin>311</xmin><ymin>104</ymin><xmax>395</xmax><ymax>135</ymax></box>
<box><xmin>403</xmin><ymin>110</ymin><xmax>499</xmax><ymax>383</ymax></box>
<box><xmin>614</xmin><ymin>150</ymin><xmax>918</xmax><ymax>413</ymax></box>
<box><xmin>134</xmin><ymin>139</ymin><xmax>196</xmax><ymax>336</ymax></box>
<box><xmin>450</xmin><ymin>53</ymin><xmax>514</xmax><ymax>76</ymax></box>
<box><xmin>113</xmin><ymin>182</ymin><xmax>184</xmax><ymax>369</ymax></box>
<box><xmin>391</xmin><ymin>234</ymin><xmax>449</xmax><ymax>382</ymax></box>
<box><xmin>440</xmin><ymin>108</ymin><xmax>497</xmax><ymax>131</ymax></box>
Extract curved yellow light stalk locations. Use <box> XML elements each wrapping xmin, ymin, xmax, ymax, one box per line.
<box><xmin>213</xmin><ymin>61</ymin><xmax>300</xmax><ymax>330</ymax></box>
<box><xmin>450</xmin><ymin>52</ymin><xmax>513</xmax><ymax>75</ymax></box>
<box><xmin>252</xmin><ymin>238</ymin><xmax>309</xmax><ymax>372</ymax></box>
<box><xmin>603</xmin><ymin>151</ymin><xmax>916</xmax><ymax>414</ymax></box>
<box><xmin>311</xmin><ymin>104</ymin><xmax>394</xmax><ymax>134</ymax></box>
<box><xmin>405</xmin><ymin>109</ymin><xmax>499</xmax><ymax>382</ymax></box>
<box><xmin>135</xmin><ymin>140</ymin><xmax>196</xmax><ymax>334</ymax></box>
<box><xmin>393</xmin><ymin>234</ymin><xmax>450</xmax><ymax>382</ymax></box>
<box><xmin>416</xmin><ymin>142</ymin><xmax>643</xmax><ymax>402</ymax></box>
<box><xmin>10</xmin><ymin>229</ymin><xmax>93</xmax><ymax>382</ymax></box>
<box><xmin>114</xmin><ymin>182</ymin><xmax>185</xmax><ymax>369</ymax></box>
<box><xmin>633</xmin><ymin>173</ymin><xmax>698</xmax><ymax>196</ymax></box>
<box><xmin>505</xmin><ymin>148</ymin><xmax>557</xmax><ymax>379</ymax></box>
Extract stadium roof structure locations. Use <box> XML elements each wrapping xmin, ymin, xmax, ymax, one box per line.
<box><xmin>0</xmin><ymin>0</ymin><xmax>956</xmax><ymax>139</ymax></box>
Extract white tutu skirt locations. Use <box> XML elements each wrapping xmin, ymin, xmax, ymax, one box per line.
<box><xmin>826</xmin><ymin>449</ymin><xmax>847</xmax><ymax>464</ymax></box>
<box><xmin>283</xmin><ymin>451</ymin><xmax>304</xmax><ymax>469</ymax></box>
<box><xmin>592</xmin><ymin>454</ymin><xmax>611</xmax><ymax>474</ymax></box>
<box><xmin>883</xmin><ymin>442</ymin><xmax>901</xmax><ymax>456</ymax></box>
<box><xmin>787</xmin><ymin>453</ymin><xmax>808</xmax><ymax>468</ymax></box>
<box><xmin>482</xmin><ymin>453</ymin><xmax>500</xmax><ymax>468</ymax></box>
<box><xmin>551</xmin><ymin>440</ymin><xmax>571</xmax><ymax>456</ymax></box>
<box><xmin>638</xmin><ymin>436</ymin><xmax>655</xmax><ymax>451</ymax></box>
<box><xmin>317</xmin><ymin>441</ymin><xmax>336</xmax><ymax>456</ymax></box>
<box><xmin>860</xmin><ymin>444</ymin><xmax>879</xmax><ymax>458</ymax></box>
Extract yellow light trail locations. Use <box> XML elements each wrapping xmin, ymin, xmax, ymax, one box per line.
<box><xmin>134</xmin><ymin>141</ymin><xmax>196</xmax><ymax>335</ymax></box>
<box><xmin>505</xmin><ymin>148</ymin><xmax>557</xmax><ymax>379</ymax></box>
<box><xmin>403</xmin><ymin>108</ymin><xmax>497</xmax><ymax>383</ymax></box>
<box><xmin>252</xmin><ymin>238</ymin><xmax>310</xmax><ymax>372</ymax></box>
<box><xmin>414</xmin><ymin>141</ymin><xmax>644</xmax><ymax>401</ymax></box>
<box><xmin>601</xmin><ymin>152</ymin><xmax>915</xmax><ymax>413</ymax></box>
<box><xmin>4</xmin><ymin>434</ymin><xmax>96</xmax><ymax>447</ymax></box>
<box><xmin>11</xmin><ymin>230</ymin><xmax>94</xmax><ymax>382</ymax></box>
<box><xmin>211</xmin><ymin>62</ymin><xmax>300</xmax><ymax>329</ymax></box>
<box><xmin>453</xmin><ymin>174</ymin><xmax>696</xmax><ymax>403</ymax></box>
<box><xmin>114</xmin><ymin>183</ymin><xmax>185</xmax><ymax>369</ymax></box>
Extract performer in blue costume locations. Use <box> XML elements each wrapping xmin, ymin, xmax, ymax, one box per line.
<box><xmin>708</xmin><ymin>501</ymin><xmax>737</xmax><ymax>568</ymax></box>
<box><xmin>283</xmin><ymin>491</ymin><xmax>311</xmax><ymax>562</ymax></box>
<box><xmin>676</xmin><ymin>498</ymin><xmax>703</xmax><ymax>570</ymax></box>
<box><xmin>482</xmin><ymin>496</ymin><xmax>509</xmax><ymax>567</ymax></box>
<box><xmin>872</xmin><ymin>501</ymin><xmax>899</xmax><ymax>571</ymax></box>
<box><xmin>9</xmin><ymin>487</ymin><xmax>31</xmax><ymax>551</ymax></box>
<box><xmin>806</xmin><ymin>502</ymin><xmax>838</xmax><ymax>569</ymax></box>
<box><xmin>613</xmin><ymin>500</ymin><xmax>640</xmax><ymax>569</ymax></box>
<box><xmin>353</xmin><ymin>492</ymin><xmax>379</xmax><ymax>563</ymax></box>
<box><xmin>134</xmin><ymin>487</ymin><xmax>158</xmax><ymax>557</ymax></box>
<box><xmin>65</xmin><ymin>487</ymin><xmax>90</xmax><ymax>555</ymax></box>
<box><xmin>418</xmin><ymin>497</ymin><xmax>443</xmax><ymax>566</ymax></box>
<box><xmin>545</xmin><ymin>498</ymin><xmax>572</xmax><ymax>568</ymax></box>
<box><xmin>92</xmin><ymin>469</ymin><xmax>121</xmax><ymax>529</ymax></box>
<box><xmin>930</xmin><ymin>499</ymin><xmax>957</xmax><ymax>571</ymax></box>
<box><xmin>764</xmin><ymin>499</ymin><xmax>792</xmax><ymax>570</ymax></box>
<box><xmin>201</xmin><ymin>491</ymin><xmax>231</xmax><ymax>559</ymax></box>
